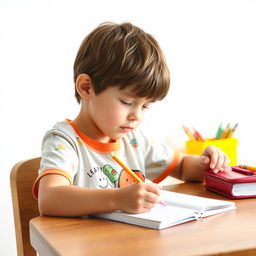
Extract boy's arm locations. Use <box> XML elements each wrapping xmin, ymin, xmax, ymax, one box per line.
<box><xmin>179</xmin><ymin>155</ymin><xmax>206</xmax><ymax>182</ymax></box>
<box><xmin>38</xmin><ymin>174</ymin><xmax>162</xmax><ymax>216</ymax></box>
<box><xmin>170</xmin><ymin>145</ymin><xmax>229</xmax><ymax>182</ymax></box>
<box><xmin>169</xmin><ymin>154</ymin><xmax>204</xmax><ymax>182</ymax></box>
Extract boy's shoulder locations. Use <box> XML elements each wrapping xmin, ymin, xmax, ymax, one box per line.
<box><xmin>44</xmin><ymin>120</ymin><xmax>77</xmax><ymax>141</ymax></box>
<box><xmin>49</xmin><ymin>120</ymin><xmax>73</xmax><ymax>133</ymax></box>
<box><xmin>52</xmin><ymin>120</ymin><xmax>73</xmax><ymax>131</ymax></box>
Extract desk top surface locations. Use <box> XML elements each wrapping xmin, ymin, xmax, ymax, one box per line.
<box><xmin>30</xmin><ymin>182</ymin><xmax>256</xmax><ymax>256</ymax></box>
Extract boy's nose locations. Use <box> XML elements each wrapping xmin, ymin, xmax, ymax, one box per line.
<box><xmin>128</xmin><ymin>108</ymin><xmax>142</xmax><ymax>121</ymax></box>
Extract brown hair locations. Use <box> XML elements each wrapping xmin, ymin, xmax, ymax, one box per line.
<box><xmin>73</xmin><ymin>22</ymin><xmax>170</xmax><ymax>104</ymax></box>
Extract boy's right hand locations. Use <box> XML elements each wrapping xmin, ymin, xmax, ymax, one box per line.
<box><xmin>115</xmin><ymin>183</ymin><xmax>161</xmax><ymax>213</ymax></box>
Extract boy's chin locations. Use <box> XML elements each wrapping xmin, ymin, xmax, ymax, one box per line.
<box><xmin>109</xmin><ymin>129</ymin><xmax>134</xmax><ymax>141</ymax></box>
<box><xmin>111</xmin><ymin>134</ymin><xmax>125</xmax><ymax>141</ymax></box>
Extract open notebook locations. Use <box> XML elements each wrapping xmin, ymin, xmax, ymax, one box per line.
<box><xmin>92</xmin><ymin>190</ymin><xmax>236</xmax><ymax>229</ymax></box>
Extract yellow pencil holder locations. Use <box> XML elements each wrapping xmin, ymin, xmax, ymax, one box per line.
<box><xmin>185</xmin><ymin>138</ymin><xmax>238</xmax><ymax>165</ymax></box>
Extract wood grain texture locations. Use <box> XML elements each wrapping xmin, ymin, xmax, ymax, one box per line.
<box><xmin>10</xmin><ymin>157</ymin><xmax>41</xmax><ymax>256</ymax></box>
<box><xmin>30</xmin><ymin>182</ymin><xmax>256</xmax><ymax>256</ymax></box>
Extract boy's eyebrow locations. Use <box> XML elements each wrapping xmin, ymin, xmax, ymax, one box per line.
<box><xmin>120</xmin><ymin>90</ymin><xmax>137</xmax><ymax>98</ymax></box>
<box><xmin>120</xmin><ymin>91</ymin><xmax>155</xmax><ymax>103</ymax></box>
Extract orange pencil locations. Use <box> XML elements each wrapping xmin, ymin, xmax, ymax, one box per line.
<box><xmin>227</xmin><ymin>123</ymin><xmax>238</xmax><ymax>138</ymax></box>
<box><xmin>110</xmin><ymin>152</ymin><xmax>167</xmax><ymax>206</ymax></box>
<box><xmin>238</xmin><ymin>165</ymin><xmax>256</xmax><ymax>172</ymax></box>
<box><xmin>110</xmin><ymin>152</ymin><xmax>143</xmax><ymax>183</ymax></box>
<box><xmin>220</xmin><ymin>123</ymin><xmax>230</xmax><ymax>139</ymax></box>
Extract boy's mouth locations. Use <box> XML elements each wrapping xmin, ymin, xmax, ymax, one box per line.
<box><xmin>120</xmin><ymin>126</ymin><xmax>133</xmax><ymax>132</ymax></box>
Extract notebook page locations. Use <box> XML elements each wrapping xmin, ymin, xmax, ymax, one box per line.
<box><xmin>124</xmin><ymin>204</ymin><xmax>196</xmax><ymax>222</ymax></box>
<box><xmin>94</xmin><ymin>204</ymin><xmax>197</xmax><ymax>229</ymax></box>
<box><xmin>160</xmin><ymin>190</ymin><xmax>235</xmax><ymax>214</ymax></box>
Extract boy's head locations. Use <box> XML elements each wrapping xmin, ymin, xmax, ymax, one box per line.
<box><xmin>73</xmin><ymin>22</ymin><xmax>170</xmax><ymax>104</ymax></box>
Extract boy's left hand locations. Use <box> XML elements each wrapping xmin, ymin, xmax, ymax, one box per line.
<box><xmin>199</xmin><ymin>145</ymin><xmax>229</xmax><ymax>173</ymax></box>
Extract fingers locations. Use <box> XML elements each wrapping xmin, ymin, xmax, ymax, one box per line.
<box><xmin>139</xmin><ymin>183</ymin><xmax>161</xmax><ymax>205</ymax></box>
<box><xmin>202</xmin><ymin>145</ymin><xmax>230</xmax><ymax>173</ymax></box>
<box><xmin>199</xmin><ymin>156</ymin><xmax>210</xmax><ymax>165</ymax></box>
<box><xmin>133</xmin><ymin>183</ymin><xmax>162</xmax><ymax>212</ymax></box>
<box><xmin>143</xmin><ymin>182</ymin><xmax>161</xmax><ymax>197</ymax></box>
<box><xmin>140</xmin><ymin>191</ymin><xmax>161</xmax><ymax>212</ymax></box>
<box><xmin>118</xmin><ymin>182</ymin><xmax>163</xmax><ymax>213</ymax></box>
<box><xmin>212</xmin><ymin>151</ymin><xmax>229</xmax><ymax>173</ymax></box>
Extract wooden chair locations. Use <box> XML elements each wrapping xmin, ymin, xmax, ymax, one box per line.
<box><xmin>10</xmin><ymin>157</ymin><xmax>41</xmax><ymax>256</ymax></box>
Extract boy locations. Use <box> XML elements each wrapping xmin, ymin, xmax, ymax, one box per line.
<box><xmin>33</xmin><ymin>22</ymin><xmax>229</xmax><ymax>216</ymax></box>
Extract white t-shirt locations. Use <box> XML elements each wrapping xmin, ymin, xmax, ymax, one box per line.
<box><xmin>33</xmin><ymin>119</ymin><xmax>180</xmax><ymax>198</ymax></box>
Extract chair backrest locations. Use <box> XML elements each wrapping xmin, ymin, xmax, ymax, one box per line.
<box><xmin>10</xmin><ymin>157</ymin><xmax>41</xmax><ymax>256</ymax></box>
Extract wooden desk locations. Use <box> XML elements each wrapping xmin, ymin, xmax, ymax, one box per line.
<box><xmin>30</xmin><ymin>182</ymin><xmax>256</xmax><ymax>256</ymax></box>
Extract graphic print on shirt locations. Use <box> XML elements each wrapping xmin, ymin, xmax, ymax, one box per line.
<box><xmin>97</xmin><ymin>175</ymin><xmax>109</xmax><ymax>188</ymax></box>
<box><xmin>76</xmin><ymin>136</ymin><xmax>83</xmax><ymax>146</ymax></box>
<box><xmin>86</xmin><ymin>164</ymin><xmax>145</xmax><ymax>189</ymax></box>
<box><xmin>54</xmin><ymin>144</ymin><xmax>67</xmax><ymax>151</ymax></box>
<box><xmin>86</xmin><ymin>166</ymin><xmax>115</xmax><ymax>188</ymax></box>
<box><xmin>118</xmin><ymin>169</ymin><xmax>145</xmax><ymax>188</ymax></box>
<box><xmin>103</xmin><ymin>164</ymin><xmax>119</xmax><ymax>183</ymax></box>
<box><xmin>130</xmin><ymin>138</ymin><xmax>139</xmax><ymax>148</ymax></box>
<box><xmin>102</xmin><ymin>164</ymin><xmax>145</xmax><ymax>188</ymax></box>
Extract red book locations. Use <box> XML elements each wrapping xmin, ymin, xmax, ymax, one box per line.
<box><xmin>205</xmin><ymin>166</ymin><xmax>256</xmax><ymax>199</ymax></box>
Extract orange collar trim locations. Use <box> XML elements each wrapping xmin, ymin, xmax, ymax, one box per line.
<box><xmin>65</xmin><ymin>119</ymin><xmax>120</xmax><ymax>153</ymax></box>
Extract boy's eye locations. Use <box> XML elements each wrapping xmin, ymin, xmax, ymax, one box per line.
<box><xmin>120</xmin><ymin>99</ymin><xmax>132</xmax><ymax>106</ymax></box>
<box><xmin>143</xmin><ymin>104</ymin><xmax>151</xmax><ymax>110</ymax></box>
<box><xmin>120</xmin><ymin>99</ymin><xmax>152</xmax><ymax>109</ymax></box>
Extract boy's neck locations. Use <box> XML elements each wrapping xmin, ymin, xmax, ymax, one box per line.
<box><xmin>73</xmin><ymin>111</ymin><xmax>113</xmax><ymax>144</ymax></box>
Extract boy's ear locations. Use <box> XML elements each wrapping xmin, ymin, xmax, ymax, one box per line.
<box><xmin>75</xmin><ymin>74</ymin><xmax>93</xmax><ymax>99</ymax></box>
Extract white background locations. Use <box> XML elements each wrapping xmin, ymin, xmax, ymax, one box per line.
<box><xmin>1</xmin><ymin>0</ymin><xmax>256</xmax><ymax>254</ymax></box>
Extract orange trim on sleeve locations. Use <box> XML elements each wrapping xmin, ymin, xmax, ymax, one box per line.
<box><xmin>32</xmin><ymin>169</ymin><xmax>73</xmax><ymax>199</ymax></box>
<box><xmin>153</xmin><ymin>151</ymin><xmax>181</xmax><ymax>184</ymax></box>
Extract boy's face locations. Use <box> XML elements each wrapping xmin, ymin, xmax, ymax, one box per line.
<box><xmin>87</xmin><ymin>85</ymin><xmax>154</xmax><ymax>142</ymax></box>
